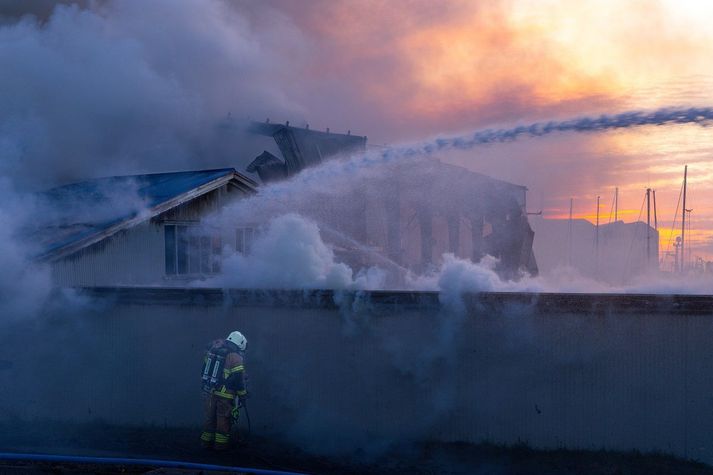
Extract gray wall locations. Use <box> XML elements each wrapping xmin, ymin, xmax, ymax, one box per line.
<box><xmin>51</xmin><ymin>222</ymin><xmax>165</xmax><ymax>286</ymax></box>
<box><xmin>50</xmin><ymin>184</ymin><xmax>253</xmax><ymax>287</ymax></box>
<box><xmin>1</xmin><ymin>288</ymin><xmax>713</xmax><ymax>461</ymax></box>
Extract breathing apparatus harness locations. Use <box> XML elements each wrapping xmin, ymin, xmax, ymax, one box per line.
<box><xmin>201</xmin><ymin>344</ymin><xmax>229</xmax><ymax>393</ymax></box>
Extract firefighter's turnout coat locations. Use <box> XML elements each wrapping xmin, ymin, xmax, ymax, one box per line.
<box><xmin>200</xmin><ymin>339</ymin><xmax>247</xmax><ymax>449</ymax></box>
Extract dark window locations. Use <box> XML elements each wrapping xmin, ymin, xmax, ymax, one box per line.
<box><xmin>212</xmin><ymin>236</ymin><xmax>222</xmax><ymax>273</ymax></box>
<box><xmin>165</xmin><ymin>224</ymin><xmax>222</xmax><ymax>277</ymax></box>
<box><xmin>245</xmin><ymin>228</ymin><xmax>254</xmax><ymax>253</ymax></box>
<box><xmin>164</xmin><ymin>225</ymin><xmax>176</xmax><ymax>275</ymax></box>
<box><xmin>189</xmin><ymin>235</ymin><xmax>200</xmax><ymax>273</ymax></box>
<box><xmin>200</xmin><ymin>236</ymin><xmax>211</xmax><ymax>274</ymax></box>
<box><xmin>236</xmin><ymin>227</ymin><xmax>255</xmax><ymax>254</ymax></box>
<box><xmin>177</xmin><ymin>225</ymin><xmax>188</xmax><ymax>274</ymax></box>
<box><xmin>236</xmin><ymin>228</ymin><xmax>243</xmax><ymax>254</ymax></box>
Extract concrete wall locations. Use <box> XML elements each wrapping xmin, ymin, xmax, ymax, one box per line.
<box><xmin>2</xmin><ymin>288</ymin><xmax>713</xmax><ymax>461</ymax></box>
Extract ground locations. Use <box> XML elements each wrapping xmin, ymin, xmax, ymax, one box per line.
<box><xmin>0</xmin><ymin>422</ymin><xmax>711</xmax><ymax>474</ymax></box>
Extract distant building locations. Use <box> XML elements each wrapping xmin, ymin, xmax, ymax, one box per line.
<box><xmin>530</xmin><ymin>217</ymin><xmax>659</xmax><ymax>284</ymax></box>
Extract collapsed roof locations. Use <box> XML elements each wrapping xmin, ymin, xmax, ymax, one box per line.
<box><xmin>247</xmin><ymin>122</ymin><xmax>367</xmax><ymax>180</ymax></box>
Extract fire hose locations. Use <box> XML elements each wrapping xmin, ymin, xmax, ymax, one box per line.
<box><xmin>0</xmin><ymin>452</ymin><xmax>307</xmax><ymax>474</ymax></box>
<box><xmin>234</xmin><ymin>398</ymin><xmax>252</xmax><ymax>440</ymax></box>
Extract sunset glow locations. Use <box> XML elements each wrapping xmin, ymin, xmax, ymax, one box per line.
<box><xmin>266</xmin><ymin>0</ymin><xmax>713</xmax><ymax>261</ymax></box>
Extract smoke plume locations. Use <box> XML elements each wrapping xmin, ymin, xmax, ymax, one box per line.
<box><xmin>206</xmin><ymin>213</ymin><xmax>386</xmax><ymax>290</ymax></box>
<box><xmin>0</xmin><ymin>0</ymin><xmax>302</xmax><ymax>317</ymax></box>
<box><xmin>0</xmin><ymin>0</ymin><xmax>302</xmax><ymax>188</ymax></box>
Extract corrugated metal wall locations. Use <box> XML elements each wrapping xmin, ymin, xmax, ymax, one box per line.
<box><xmin>49</xmin><ymin>185</ymin><xmax>249</xmax><ymax>287</ymax></box>
<box><xmin>3</xmin><ymin>290</ymin><xmax>713</xmax><ymax>461</ymax></box>
<box><xmin>51</xmin><ymin>222</ymin><xmax>165</xmax><ymax>286</ymax></box>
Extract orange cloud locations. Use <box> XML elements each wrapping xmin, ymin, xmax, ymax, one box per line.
<box><xmin>263</xmin><ymin>0</ymin><xmax>713</xmax><ymax>262</ymax></box>
<box><xmin>267</xmin><ymin>0</ymin><xmax>713</xmax><ymax>134</ymax></box>
<box><xmin>396</xmin><ymin>6</ymin><xmax>620</xmax><ymax>118</ymax></box>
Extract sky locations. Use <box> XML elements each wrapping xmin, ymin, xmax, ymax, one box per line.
<box><xmin>261</xmin><ymin>0</ymin><xmax>713</xmax><ymax>265</ymax></box>
<box><xmin>1</xmin><ymin>0</ymin><xmax>712</xmax><ymax>265</ymax></box>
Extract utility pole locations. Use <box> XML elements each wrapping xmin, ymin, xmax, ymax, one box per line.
<box><xmin>594</xmin><ymin>195</ymin><xmax>600</xmax><ymax>278</ymax></box>
<box><xmin>568</xmin><ymin>198</ymin><xmax>573</xmax><ymax>267</ymax></box>
<box><xmin>646</xmin><ymin>188</ymin><xmax>651</xmax><ymax>268</ymax></box>
<box><xmin>615</xmin><ymin>187</ymin><xmax>619</xmax><ymax>222</ymax></box>
<box><xmin>681</xmin><ymin>165</ymin><xmax>688</xmax><ymax>273</ymax></box>
<box><xmin>681</xmin><ymin>209</ymin><xmax>693</xmax><ymax>272</ymax></box>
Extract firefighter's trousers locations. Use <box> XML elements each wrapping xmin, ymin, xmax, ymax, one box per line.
<box><xmin>201</xmin><ymin>393</ymin><xmax>234</xmax><ymax>450</ymax></box>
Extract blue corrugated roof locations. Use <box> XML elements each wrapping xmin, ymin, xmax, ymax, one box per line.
<box><xmin>32</xmin><ymin>168</ymin><xmax>238</xmax><ymax>259</ymax></box>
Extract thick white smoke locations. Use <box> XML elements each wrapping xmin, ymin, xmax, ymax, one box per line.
<box><xmin>0</xmin><ymin>0</ymin><xmax>302</xmax><ymax>187</ymax></box>
<box><xmin>3</xmin><ymin>2</ymin><xmax>713</xmax><ymax>470</ymax></box>
<box><xmin>206</xmin><ymin>214</ymin><xmax>385</xmax><ymax>290</ymax></box>
<box><xmin>207</xmin><ymin>211</ymin><xmax>713</xmax><ymax>298</ymax></box>
<box><xmin>209</xmin><ymin>105</ymin><xmax>713</xmax><ymax>297</ymax></box>
<box><xmin>0</xmin><ymin>179</ymin><xmax>51</xmax><ymax>319</ymax></box>
<box><xmin>2</xmin><ymin>0</ymin><xmax>712</xmax><ymax>311</ymax></box>
<box><xmin>0</xmin><ymin>0</ymin><xmax>303</xmax><ymax>317</ymax></box>
<box><xmin>218</xmin><ymin>105</ymin><xmax>713</xmax><ymax>224</ymax></box>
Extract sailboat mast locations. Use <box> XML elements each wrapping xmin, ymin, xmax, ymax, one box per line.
<box><xmin>646</xmin><ymin>188</ymin><xmax>651</xmax><ymax>268</ymax></box>
<box><xmin>653</xmin><ymin>189</ymin><xmax>658</xmax><ymax>268</ymax></box>
<box><xmin>568</xmin><ymin>198</ymin><xmax>573</xmax><ymax>267</ymax></box>
<box><xmin>594</xmin><ymin>195</ymin><xmax>600</xmax><ymax>277</ymax></box>
<box><xmin>681</xmin><ymin>165</ymin><xmax>688</xmax><ymax>273</ymax></box>
<box><xmin>653</xmin><ymin>189</ymin><xmax>658</xmax><ymax>230</ymax></box>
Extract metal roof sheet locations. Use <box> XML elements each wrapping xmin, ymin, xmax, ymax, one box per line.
<box><xmin>31</xmin><ymin>168</ymin><xmax>255</xmax><ymax>261</ymax></box>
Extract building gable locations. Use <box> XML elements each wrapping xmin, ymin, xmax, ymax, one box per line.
<box><xmin>33</xmin><ymin>169</ymin><xmax>256</xmax><ymax>262</ymax></box>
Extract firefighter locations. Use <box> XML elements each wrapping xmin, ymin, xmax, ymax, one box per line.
<box><xmin>200</xmin><ymin>330</ymin><xmax>248</xmax><ymax>450</ymax></box>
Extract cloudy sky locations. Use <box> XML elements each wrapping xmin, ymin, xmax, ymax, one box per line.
<box><xmin>1</xmin><ymin>0</ymin><xmax>712</xmax><ymax>263</ymax></box>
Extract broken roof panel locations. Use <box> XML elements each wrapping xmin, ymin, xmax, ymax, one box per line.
<box><xmin>249</xmin><ymin>122</ymin><xmax>367</xmax><ymax>174</ymax></box>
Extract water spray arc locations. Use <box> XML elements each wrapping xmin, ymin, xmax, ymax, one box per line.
<box><xmin>248</xmin><ymin>107</ymin><xmax>713</xmax><ymax>211</ymax></box>
<box><xmin>398</xmin><ymin>107</ymin><xmax>713</xmax><ymax>158</ymax></box>
<box><xmin>218</xmin><ymin>106</ymin><xmax>713</xmax><ymax>290</ymax></box>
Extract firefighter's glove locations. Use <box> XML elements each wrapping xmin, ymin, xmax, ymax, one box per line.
<box><xmin>231</xmin><ymin>406</ymin><xmax>240</xmax><ymax>421</ymax></box>
<box><xmin>238</xmin><ymin>395</ymin><xmax>248</xmax><ymax>406</ymax></box>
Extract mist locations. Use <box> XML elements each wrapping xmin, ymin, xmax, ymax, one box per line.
<box><xmin>205</xmin><ymin>213</ymin><xmax>386</xmax><ymax>290</ymax></box>
<box><xmin>0</xmin><ymin>0</ymin><xmax>305</xmax><ymax>321</ymax></box>
<box><xmin>0</xmin><ymin>0</ymin><xmax>710</xmax><ymax>316</ymax></box>
<box><xmin>0</xmin><ymin>0</ymin><xmax>303</xmax><ymax>188</ymax></box>
<box><xmin>201</xmin><ymin>106</ymin><xmax>712</xmax><ymax>297</ymax></box>
<box><xmin>3</xmin><ymin>2</ymin><xmax>713</xmax><ymax>472</ymax></box>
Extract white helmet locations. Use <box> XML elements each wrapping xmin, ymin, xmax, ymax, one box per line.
<box><xmin>226</xmin><ymin>330</ymin><xmax>247</xmax><ymax>351</ymax></box>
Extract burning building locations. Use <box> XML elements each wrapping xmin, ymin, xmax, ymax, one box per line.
<box><xmin>247</xmin><ymin>121</ymin><xmax>538</xmax><ymax>278</ymax></box>
<box><xmin>31</xmin><ymin>122</ymin><xmax>538</xmax><ymax>287</ymax></box>
<box><xmin>34</xmin><ymin>169</ymin><xmax>257</xmax><ymax>286</ymax></box>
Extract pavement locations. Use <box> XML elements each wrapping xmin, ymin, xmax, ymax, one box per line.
<box><xmin>0</xmin><ymin>422</ymin><xmax>712</xmax><ymax>474</ymax></box>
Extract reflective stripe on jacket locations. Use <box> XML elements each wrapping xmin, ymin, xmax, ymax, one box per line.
<box><xmin>212</xmin><ymin>349</ymin><xmax>246</xmax><ymax>398</ymax></box>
